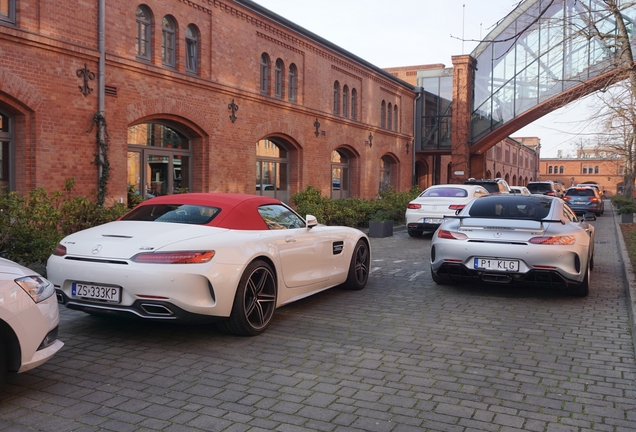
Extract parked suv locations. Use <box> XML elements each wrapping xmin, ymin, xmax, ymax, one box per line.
<box><xmin>526</xmin><ymin>180</ymin><xmax>563</xmax><ymax>197</ymax></box>
<box><xmin>463</xmin><ymin>178</ymin><xmax>512</xmax><ymax>194</ymax></box>
<box><xmin>563</xmin><ymin>186</ymin><xmax>604</xmax><ymax>216</ymax></box>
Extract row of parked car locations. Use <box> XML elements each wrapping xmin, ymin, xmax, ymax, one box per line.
<box><xmin>406</xmin><ymin>178</ymin><xmax>600</xmax><ymax>297</ymax></box>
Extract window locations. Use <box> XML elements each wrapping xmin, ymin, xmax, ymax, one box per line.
<box><xmin>387</xmin><ymin>103</ymin><xmax>392</xmax><ymax>130</ymax></box>
<box><xmin>333</xmin><ymin>81</ymin><xmax>340</xmax><ymax>114</ymax></box>
<box><xmin>379</xmin><ymin>156</ymin><xmax>393</xmax><ymax>192</ymax></box>
<box><xmin>288</xmin><ymin>63</ymin><xmax>297</xmax><ymax>102</ymax></box>
<box><xmin>393</xmin><ymin>105</ymin><xmax>398</xmax><ymax>131</ymax></box>
<box><xmin>595</xmin><ymin>166</ymin><xmax>599</xmax><ymax>174</ymax></box>
<box><xmin>127</xmin><ymin>122</ymin><xmax>192</xmax><ymax>200</ymax></box>
<box><xmin>256</xmin><ymin>139</ymin><xmax>289</xmax><ymax>203</ymax></box>
<box><xmin>275</xmin><ymin>59</ymin><xmax>283</xmax><ymax>98</ymax></box>
<box><xmin>582</xmin><ymin>166</ymin><xmax>587</xmax><ymax>174</ymax></box>
<box><xmin>548</xmin><ymin>166</ymin><xmax>553</xmax><ymax>174</ymax></box>
<box><xmin>381</xmin><ymin>100</ymin><xmax>386</xmax><ymax>128</ymax></box>
<box><xmin>260</xmin><ymin>53</ymin><xmax>270</xmax><ymax>94</ymax></box>
<box><xmin>162</xmin><ymin>16</ymin><xmax>176</xmax><ymax>67</ymax></box>
<box><xmin>560</xmin><ymin>166</ymin><xmax>564</xmax><ymax>174</ymax></box>
<box><xmin>185</xmin><ymin>24</ymin><xmax>199</xmax><ymax>73</ymax></box>
<box><xmin>342</xmin><ymin>85</ymin><xmax>349</xmax><ymax>117</ymax></box>
<box><xmin>0</xmin><ymin>0</ymin><xmax>15</xmax><ymax>24</ymax></box>
<box><xmin>331</xmin><ymin>150</ymin><xmax>350</xmax><ymax>199</ymax></box>
<box><xmin>351</xmin><ymin>88</ymin><xmax>357</xmax><ymax>120</ymax></box>
<box><xmin>258</xmin><ymin>204</ymin><xmax>305</xmax><ymax>230</ymax></box>
<box><xmin>136</xmin><ymin>5</ymin><xmax>152</xmax><ymax>60</ymax></box>
<box><xmin>0</xmin><ymin>111</ymin><xmax>12</xmax><ymax>192</ymax></box>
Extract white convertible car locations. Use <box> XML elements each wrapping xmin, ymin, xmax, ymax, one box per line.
<box><xmin>47</xmin><ymin>193</ymin><xmax>370</xmax><ymax>335</ymax></box>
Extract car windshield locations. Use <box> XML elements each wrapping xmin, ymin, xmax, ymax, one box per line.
<box><xmin>421</xmin><ymin>187</ymin><xmax>468</xmax><ymax>198</ymax></box>
<box><xmin>566</xmin><ymin>188</ymin><xmax>595</xmax><ymax>197</ymax></box>
<box><xmin>466</xmin><ymin>183</ymin><xmax>498</xmax><ymax>193</ymax></box>
<box><xmin>527</xmin><ymin>183</ymin><xmax>551</xmax><ymax>193</ymax></box>
<box><xmin>468</xmin><ymin>197</ymin><xmax>552</xmax><ymax>220</ymax></box>
<box><xmin>121</xmin><ymin>204</ymin><xmax>221</xmax><ymax>224</ymax></box>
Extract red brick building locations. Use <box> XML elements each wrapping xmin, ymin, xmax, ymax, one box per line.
<box><xmin>0</xmin><ymin>0</ymin><xmax>416</xmax><ymax>204</ymax></box>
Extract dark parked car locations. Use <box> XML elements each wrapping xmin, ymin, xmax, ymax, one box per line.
<box><xmin>563</xmin><ymin>186</ymin><xmax>604</xmax><ymax>216</ymax></box>
<box><xmin>464</xmin><ymin>178</ymin><xmax>512</xmax><ymax>194</ymax></box>
<box><xmin>527</xmin><ymin>181</ymin><xmax>563</xmax><ymax>197</ymax></box>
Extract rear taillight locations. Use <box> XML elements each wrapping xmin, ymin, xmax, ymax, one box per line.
<box><xmin>563</xmin><ymin>196</ymin><xmax>571</xmax><ymax>201</ymax></box>
<box><xmin>588</xmin><ymin>197</ymin><xmax>599</xmax><ymax>202</ymax></box>
<box><xmin>437</xmin><ymin>230</ymin><xmax>468</xmax><ymax>240</ymax></box>
<box><xmin>131</xmin><ymin>251</ymin><xmax>215</xmax><ymax>264</ymax></box>
<box><xmin>407</xmin><ymin>203</ymin><xmax>421</xmax><ymax>209</ymax></box>
<box><xmin>546</xmin><ymin>192</ymin><xmax>555</xmax><ymax>196</ymax></box>
<box><xmin>529</xmin><ymin>236</ymin><xmax>575</xmax><ymax>245</ymax></box>
<box><xmin>53</xmin><ymin>244</ymin><xmax>67</xmax><ymax>256</ymax></box>
<box><xmin>449</xmin><ymin>205</ymin><xmax>465</xmax><ymax>210</ymax></box>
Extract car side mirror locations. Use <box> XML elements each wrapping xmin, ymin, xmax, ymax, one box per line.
<box><xmin>306</xmin><ymin>215</ymin><xmax>318</xmax><ymax>229</ymax></box>
<box><xmin>582</xmin><ymin>212</ymin><xmax>596</xmax><ymax>221</ymax></box>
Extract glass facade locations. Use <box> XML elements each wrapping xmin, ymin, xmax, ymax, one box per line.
<box><xmin>419</xmin><ymin>69</ymin><xmax>453</xmax><ymax>150</ymax></box>
<box><xmin>471</xmin><ymin>0</ymin><xmax>636</xmax><ymax>143</ymax></box>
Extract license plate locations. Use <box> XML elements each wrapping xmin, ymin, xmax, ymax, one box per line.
<box><xmin>424</xmin><ymin>218</ymin><xmax>444</xmax><ymax>224</ymax></box>
<box><xmin>72</xmin><ymin>282</ymin><xmax>121</xmax><ymax>303</ymax></box>
<box><xmin>474</xmin><ymin>258</ymin><xmax>519</xmax><ymax>271</ymax></box>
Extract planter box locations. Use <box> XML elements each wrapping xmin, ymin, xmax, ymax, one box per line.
<box><xmin>368</xmin><ymin>221</ymin><xmax>393</xmax><ymax>238</ymax></box>
<box><xmin>622</xmin><ymin>212</ymin><xmax>634</xmax><ymax>223</ymax></box>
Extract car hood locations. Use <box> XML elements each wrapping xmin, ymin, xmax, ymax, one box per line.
<box><xmin>0</xmin><ymin>258</ymin><xmax>34</xmax><ymax>278</ymax></box>
<box><xmin>58</xmin><ymin>221</ymin><xmax>231</xmax><ymax>259</ymax></box>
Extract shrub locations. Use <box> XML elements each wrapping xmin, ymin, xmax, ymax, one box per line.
<box><xmin>611</xmin><ymin>195</ymin><xmax>633</xmax><ymax>208</ymax></box>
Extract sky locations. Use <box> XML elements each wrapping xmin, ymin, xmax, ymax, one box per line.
<box><xmin>252</xmin><ymin>0</ymin><xmax>596</xmax><ymax>158</ymax></box>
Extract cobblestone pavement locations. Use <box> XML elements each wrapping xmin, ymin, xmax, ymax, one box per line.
<box><xmin>1</xmin><ymin>208</ymin><xmax>635</xmax><ymax>431</ymax></box>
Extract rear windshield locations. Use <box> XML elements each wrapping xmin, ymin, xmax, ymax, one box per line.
<box><xmin>465</xmin><ymin>182</ymin><xmax>499</xmax><ymax>193</ymax></box>
<box><xmin>469</xmin><ymin>197</ymin><xmax>551</xmax><ymax>220</ymax></box>
<box><xmin>566</xmin><ymin>188</ymin><xmax>595</xmax><ymax>197</ymax></box>
<box><xmin>421</xmin><ymin>187</ymin><xmax>468</xmax><ymax>198</ymax></box>
<box><xmin>527</xmin><ymin>183</ymin><xmax>551</xmax><ymax>193</ymax></box>
<box><xmin>121</xmin><ymin>204</ymin><xmax>221</xmax><ymax>224</ymax></box>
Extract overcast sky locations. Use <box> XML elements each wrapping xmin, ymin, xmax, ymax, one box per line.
<box><xmin>252</xmin><ymin>0</ymin><xmax>596</xmax><ymax>158</ymax></box>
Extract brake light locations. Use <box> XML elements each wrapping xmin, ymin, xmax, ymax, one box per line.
<box><xmin>449</xmin><ymin>205</ymin><xmax>465</xmax><ymax>210</ymax></box>
<box><xmin>437</xmin><ymin>230</ymin><xmax>468</xmax><ymax>240</ymax></box>
<box><xmin>563</xmin><ymin>196</ymin><xmax>571</xmax><ymax>201</ymax></box>
<box><xmin>588</xmin><ymin>197</ymin><xmax>599</xmax><ymax>202</ymax></box>
<box><xmin>131</xmin><ymin>251</ymin><xmax>216</xmax><ymax>264</ymax></box>
<box><xmin>53</xmin><ymin>244</ymin><xmax>67</xmax><ymax>256</ymax></box>
<box><xmin>546</xmin><ymin>192</ymin><xmax>555</xmax><ymax>196</ymax></box>
<box><xmin>407</xmin><ymin>203</ymin><xmax>421</xmax><ymax>209</ymax></box>
<box><xmin>529</xmin><ymin>236</ymin><xmax>575</xmax><ymax>245</ymax></box>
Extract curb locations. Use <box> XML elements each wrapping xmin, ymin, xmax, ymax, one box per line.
<box><xmin>613</xmin><ymin>205</ymin><xmax>636</xmax><ymax>355</ymax></box>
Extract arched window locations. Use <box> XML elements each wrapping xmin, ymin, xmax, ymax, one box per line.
<box><xmin>331</xmin><ymin>150</ymin><xmax>350</xmax><ymax>199</ymax></box>
<box><xmin>387</xmin><ymin>103</ymin><xmax>392</xmax><ymax>130</ymax></box>
<box><xmin>136</xmin><ymin>5</ymin><xmax>152</xmax><ymax>60</ymax></box>
<box><xmin>583</xmin><ymin>166</ymin><xmax>588</xmax><ymax>174</ymax></box>
<box><xmin>185</xmin><ymin>24</ymin><xmax>199</xmax><ymax>74</ymax></box>
<box><xmin>380</xmin><ymin>156</ymin><xmax>394</xmax><ymax>192</ymax></box>
<box><xmin>381</xmin><ymin>101</ymin><xmax>386</xmax><ymax>128</ymax></box>
<box><xmin>256</xmin><ymin>139</ymin><xmax>289</xmax><ymax>203</ymax></box>
<box><xmin>393</xmin><ymin>105</ymin><xmax>398</xmax><ymax>131</ymax></box>
<box><xmin>548</xmin><ymin>166</ymin><xmax>553</xmax><ymax>174</ymax></box>
<box><xmin>560</xmin><ymin>166</ymin><xmax>564</xmax><ymax>174</ymax></box>
<box><xmin>333</xmin><ymin>81</ymin><xmax>340</xmax><ymax>114</ymax></box>
<box><xmin>342</xmin><ymin>85</ymin><xmax>349</xmax><ymax>117</ymax></box>
<box><xmin>162</xmin><ymin>16</ymin><xmax>176</xmax><ymax>67</ymax></box>
<box><xmin>275</xmin><ymin>59</ymin><xmax>284</xmax><ymax>99</ymax></box>
<box><xmin>595</xmin><ymin>166</ymin><xmax>599</xmax><ymax>174</ymax></box>
<box><xmin>351</xmin><ymin>88</ymin><xmax>357</xmax><ymax>120</ymax></box>
<box><xmin>127</xmin><ymin>122</ymin><xmax>192</xmax><ymax>200</ymax></box>
<box><xmin>288</xmin><ymin>63</ymin><xmax>297</xmax><ymax>102</ymax></box>
<box><xmin>260</xmin><ymin>53</ymin><xmax>270</xmax><ymax>94</ymax></box>
<box><xmin>0</xmin><ymin>111</ymin><xmax>13</xmax><ymax>192</ymax></box>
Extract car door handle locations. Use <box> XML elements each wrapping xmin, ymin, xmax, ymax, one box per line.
<box><xmin>285</xmin><ymin>236</ymin><xmax>296</xmax><ymax>243</ymax></box>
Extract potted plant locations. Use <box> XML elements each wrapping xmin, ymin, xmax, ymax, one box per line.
<box><xmin>617</xmin><ymin>203</ymin><xmax>636</xmax><ymax>223</ymax></box>
<box><xmin>368</xmin><ymin>210</ymin><xmax>394</xmax><ymax>238</ymax></box>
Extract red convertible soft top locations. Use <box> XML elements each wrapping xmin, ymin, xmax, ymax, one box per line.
<box><xmin>125</xmin><ymin>193</ymin><xmax>285</xmax><ymax>230</ymax></box>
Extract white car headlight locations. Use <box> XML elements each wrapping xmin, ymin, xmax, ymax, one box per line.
<box><xmin>15</xmin><ymin>275</ymin><xmax>55</xmax><ymax>303</ymax></box>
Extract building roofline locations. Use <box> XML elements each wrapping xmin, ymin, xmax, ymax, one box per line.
<box><xmin>233</xmin><ymin>0</ymin><xmax>416</xmax><ymax>91</ymax></box>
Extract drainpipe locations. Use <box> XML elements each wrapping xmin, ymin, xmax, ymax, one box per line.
<box><xmin>412</xmin><ymin>86</ymin><xmax>422</xmax><ymax>187</ymax></box>
<box><xmin>98</xmin><ymin>0</ymin><xmax>106</xmax><ymax>202</ymax></box>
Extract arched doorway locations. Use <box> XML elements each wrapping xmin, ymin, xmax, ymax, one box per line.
<box><xmin>256</xmin><ymin>138</ymin><xmax>289</xmax><ymax>202</ymax></box>
<box><xmin>127</xmin><ymin>122</ymin><xmax>192</xmax><ymax>199</ymax></box>
<box><xmin>415</xmin><ymin>160</ymin><xmax>429</xmax><ymax>191</ymax></box>
<box><xmin>331</xmin><ymin>149</ymin><xmax>350</xmax><ymax>199</ymax></box>
<box><xmin>379</xmin><ymin>155</ymin><xmax>398</xmax><ymax>192</ymax></box>
<box><xmin>0</xmin><ymin>109</ymin><xmax>12</xmax><ymax>192</ymax></box>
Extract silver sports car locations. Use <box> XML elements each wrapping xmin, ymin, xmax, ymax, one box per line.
<box><xmin>430</xmin><ymin>194</ymin><xmax>595</xmax><ymax>296</ymax></box>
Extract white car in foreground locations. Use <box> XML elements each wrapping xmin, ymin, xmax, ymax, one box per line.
<box><xmin>0</xmin><ymin>258</ymin><xmax>64</xmax><ymax>384</ymax></box>
<box><xmin>47</xmin><ymin>193</ymin><xmax>370</xmax><ymax>336</ymax></box>
<box><xmin>405</xmin><ymin>184</ymin><xmax>489</xmax><ymax>237</ymax></box>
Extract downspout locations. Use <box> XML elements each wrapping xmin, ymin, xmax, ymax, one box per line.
<box><xmin>412</xmin><ymin>86</ymin><xmax>422</xmax><ymax>187</ymax></box>
<box><xmin>98</xmin><ymin>0</ymin><xmax>106</xmax><ymax>201</ymax></box>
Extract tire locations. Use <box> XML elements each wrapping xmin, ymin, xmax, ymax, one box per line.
<box><xmin>572</xmin><ymin>261</ymin><xmax>590</xmax><ymax>297</ymax></box>
<box><xmin>408</xmin><ymin>229</ymin><xmax>423</xmax><ymax>238</ymax></box>
<box><xmin>218</xmin><ymin>260</ymin><xmax>277</xmax><ymax>336</ymax></box>
<box><xmin>343</xmin><ymin>239</ymin><xmax>370</xmax><ymax>290</ymax></box>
